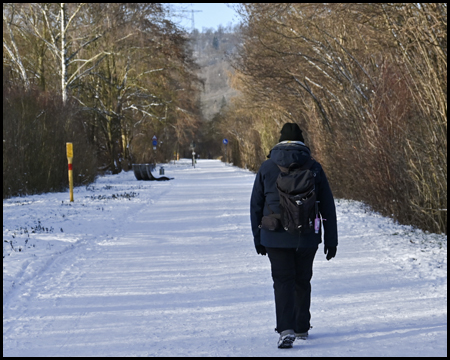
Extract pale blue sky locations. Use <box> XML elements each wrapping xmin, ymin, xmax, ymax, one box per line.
<box><xmin>169</xmin><ymin>3</ymin><xmax>240</xmax><ymax>32</ymax></box>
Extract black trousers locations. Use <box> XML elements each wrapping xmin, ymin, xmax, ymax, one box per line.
<box><xmin>266</xmin><ymin>246</ymin><xmax>318</xmax><ymax>334</ymax></box>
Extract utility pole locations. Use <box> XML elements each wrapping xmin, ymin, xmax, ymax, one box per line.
<box><xmin>178</xmin><ymin>9</ymin><xmax>202</xmax><ymax>32</ymax></box>
<box><xmin>190</xmin><ymin>9</ymin><xmax>202</xmax><ymax>32</ymax></box>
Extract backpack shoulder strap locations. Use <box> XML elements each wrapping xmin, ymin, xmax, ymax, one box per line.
<box><xmin>265</xmin><ymin>203</ymin><xmax>281</xmax><ymax>218</ymax></box>
<box><xmin>276</xmin><ymin>164</ymin><xmax>289</xmax><ymax>173</ymax></box>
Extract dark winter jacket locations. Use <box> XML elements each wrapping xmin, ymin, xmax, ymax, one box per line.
<box><xmin>250</xmin><ymin>141</ymin><xmax>338</xmax><ymax>249</ymax></box>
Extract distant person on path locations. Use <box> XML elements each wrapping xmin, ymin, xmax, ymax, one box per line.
<box><xmin>250</xmin><ymin>123</ymin><xmax>338</xmax><ymax>349</ymax></box>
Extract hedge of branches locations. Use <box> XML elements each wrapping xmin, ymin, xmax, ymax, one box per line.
<box><xmin>219</xmin><ymin>4</ymin><xmax>447</xmax><ymax>234</ymax></box>
<box><xmin>3</xmin><ymin>86</ymin><xmax>97</xmax><ymax>197</ymax></box>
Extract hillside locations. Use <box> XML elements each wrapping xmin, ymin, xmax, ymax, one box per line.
<box><xmin>191</xmin><ymin>26</ymin><xmax>240</xmax><ymax>121</ymax></box>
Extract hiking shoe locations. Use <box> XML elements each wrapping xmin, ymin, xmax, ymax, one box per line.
<box><xmin>277</xmin><ymin>329</ymin><xmax>295</xmax><ymax>349</ymax></box>
<box><xmin>295</xmin><ymin>331</ymin><xmax>309</xmax><ymax>340</ymax></box>
<box><xmin>295</xmin><ymin>326</ymin><xmax>312</xmax><ymax>340</ymax></box>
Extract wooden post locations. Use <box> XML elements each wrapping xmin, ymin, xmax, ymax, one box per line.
<box><xmin>66</xmin><ymin>142</ymin><xmax>74</xmax><ymax>202</ymax></box>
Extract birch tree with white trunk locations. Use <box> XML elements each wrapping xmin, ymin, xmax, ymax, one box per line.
<box><xmin>25</xmin><ymin>3</ymin><xmax>108</xmax><ymax>103</ymax></box>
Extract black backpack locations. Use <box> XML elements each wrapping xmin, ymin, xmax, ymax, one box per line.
<box><xmin>276</xmin><ymin>158</ymin><xmax>317</xmax><ymax>235</ymax></box>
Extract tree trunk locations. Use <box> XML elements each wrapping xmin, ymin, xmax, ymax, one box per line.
<box><xmin>60</xmin><ymin>3</ymin><xmax>68</xmax><ymax>103</ymax></box>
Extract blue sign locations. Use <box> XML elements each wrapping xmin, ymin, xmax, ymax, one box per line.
<box><xmin>152</xmin><ymin>140</ymin><xmax>157</xmax><ymax>146</ymax></box>
<box><xmin>223</xmin><ymin>138</ymin><xmax>228</xmax><ymax>145</ymax></box>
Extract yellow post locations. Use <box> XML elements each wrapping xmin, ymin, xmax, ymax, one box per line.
<box><xmin>66</xmin><ymin>143</ymin><xmax>74</xmax><ymax>202</ymax></box>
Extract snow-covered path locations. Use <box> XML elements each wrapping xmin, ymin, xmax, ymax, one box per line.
<box><xmin>3</xmin><ymin>160</ymin><xmax>447</xmax><ymax>356</ymax></box>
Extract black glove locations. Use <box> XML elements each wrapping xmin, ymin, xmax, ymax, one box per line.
<box><xmin>324</xmin><ymin>245</ymin><xmax>336</xmax><ymax>261</ymax></box>
<box><xmin>256</xmin><ymin>245</ymin><xmax>267</xmax><ymax>256</ymax></box>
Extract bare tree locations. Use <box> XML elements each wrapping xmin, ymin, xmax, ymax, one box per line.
<box><xmin>3</xmin><ymin>3</ymin><xmax>30</xmax><ymax>89</ymax></box>
<box><xmin>13</xmin><ymin>3</ymin><xmax>108</xmax><ymax>102</ymax></box>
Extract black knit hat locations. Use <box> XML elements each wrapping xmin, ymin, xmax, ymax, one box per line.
<box><xmin>279</xmin><ymin>123</ymin><xmax>304</xmax><ymax>142</ymax></box>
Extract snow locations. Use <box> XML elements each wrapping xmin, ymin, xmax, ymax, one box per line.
<box><xmin>3</xmin><ymin>159</ymin><xmax>447</xmax><ymax>356</ymax></box>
